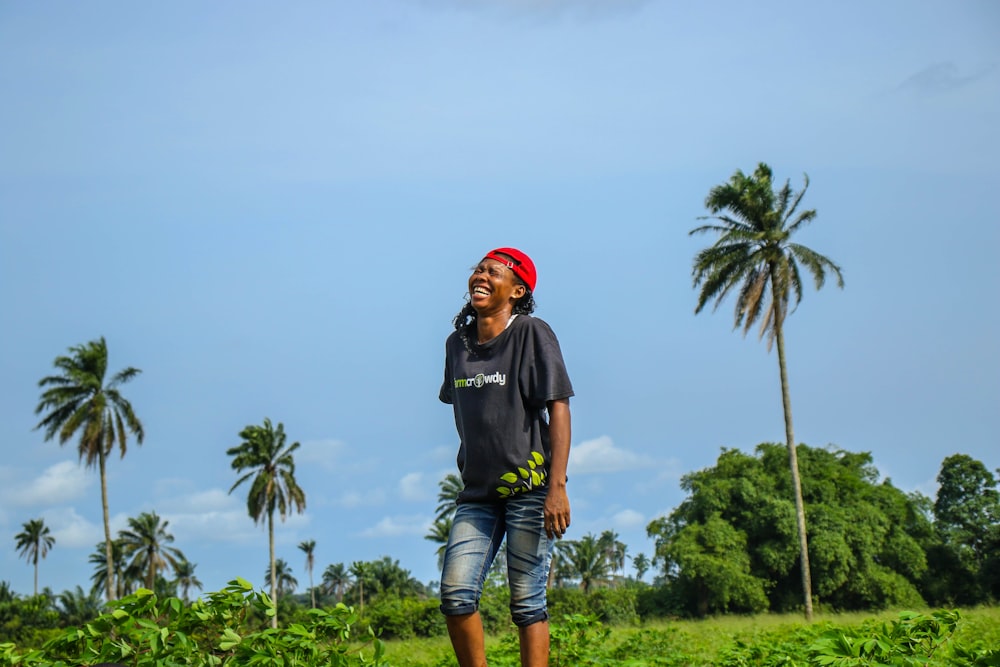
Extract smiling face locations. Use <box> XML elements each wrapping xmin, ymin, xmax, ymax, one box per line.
<box><xmin>468</xmin><ymin>257</ymin><xmax>526</xmax><ymax>315</ymax></box>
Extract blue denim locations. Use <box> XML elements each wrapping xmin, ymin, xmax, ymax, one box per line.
<box><xmin>439</xmin><ymin>490</ymin><xmax>554</xmax><ymax>627</ymax></box>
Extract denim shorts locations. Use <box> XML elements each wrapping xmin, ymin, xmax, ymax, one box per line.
<box><xmin>439</xmin><ymin>490</ymin><xmax>554</xmax><ymax>627</ymax></box>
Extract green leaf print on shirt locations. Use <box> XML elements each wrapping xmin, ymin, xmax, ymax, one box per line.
<box><xmin>496</xmin><ymin>451</ymin><xmax>547</xmax><ymax>497</ymax></box>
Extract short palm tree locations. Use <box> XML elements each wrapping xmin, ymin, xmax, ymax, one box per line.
<box><xmin>631</xmin><ymin>552</ymin><xmax>651</xmax><ymax>582</ymax></box>
<box><xmin>424</xmin><ymin>516</ymin><xmax>453</xmax><ymax>570</ymax></box>
<box><xmin>15</xmin><ymin>518</ymin><xmax>55</xmax><ymax>596</ymax></box>
<box><xmin>298</xmin><ymin>539</ymin><xmax>317</xmax><ymax>608</ymax></box>
<box><xmin>434</xmin><ymin>473</ymin><xmax>463</xmax><ymax>523</ymax></box>
<box><xmin>322</xmin><ymin>562</ymin><xmax>349</xmax><ymax>603</ymax></box>
<box><xmin>57</xmin><ymin>585</ymin><xmax>104</xmax><ymax>626</ymax></box>
<box><xmin>269</xmin><ymin>558</ymin><xmax>298</xmax><ymax>598</ymax></box>
<box><xmin>34</xmin><ymin>337</ymin><xmax>144</xmax><ymax>602</ymax></box>
<box><xmin>690</xmin><ymin>162</ymin><xmax>844</xmax><ymax>621</ymax></box>
<box><xmin>172</xmin><ymin>559</ymin><xmax>203</xmax><ymax>602</ymax></box>
<box><xmin>349</xmin><ymin>560</ymin><xmax>371</xmax><ymax>615</ymax></box>
<box><xmin>561</xmin><ymin>533</ymin><xmax>610</xmax><ymax>593</ymax></box>
<box><xmin>227</xmin><ymin>417</ymin><xmax>306</xmax><ymax>628</ymax></box>
<box><xmin>118</xmin><ymin>511</ymin><xmax>184</xmax><ymax>590</ymax></box>
<box><xmin>598</xmin><ymin>529</ymin><xmax>627</xmax><ymax>582</ymax></box>
<box><xmin>89</xmin><ymin>539</ymin><xmax>138</xmax><ymax>599</ymax></box>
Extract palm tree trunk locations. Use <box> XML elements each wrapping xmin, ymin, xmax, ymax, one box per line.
<box><xmin>33</xmin><ymin>554</ymin><xmax>39</xmax><ymax>597</ymax></box>
<box><xmin>772</xmin><ymin>294</ymin><xmax>814</xmax><ymax>622</ymax></box>
<box><xmin>268</xmin><ymin>511</ymin><xmax>278</xmax><ymax>629</ymax></box>
<box><xmin>99</xmin><ymin>448</ymin><xmax>117</xmax><ymax>602</ymax></box>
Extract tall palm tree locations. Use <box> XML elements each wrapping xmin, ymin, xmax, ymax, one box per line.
<box><xmin>690</xmin><ymin>162</ymin><xmax>844</xmax><ymax>621</ymax></box>
<box><xmin>15</xmin><ymin>518</ymin><xmax>55</xmax><ymax>596</ymax></box>
<box><xmin>322</xmin><ymin>562</ymin><xmax>349</xmax><ymax>603</ymax></box>
<box><xmin>118</xmin><ymin>511</ymin><xmax>184</xmax><ymax>590</ymax></box>
<box><xmin>172</xmin><ymin>559</ymin><xmax>203</xmax><ymax>602</ymax></box>
<box><xmin>227</xmin><ymin>417</ymin><xmax>306</xmax><ymax>628</ymax></box>
<box><xmin>34</xmin><ymin>337</ymin><xmax>144</xmax><ymax>602</ymax></box>
<box><xmin>298</xmin><ymin>539</ymin><xmax>317</xmax><ymax>608</ymax></box>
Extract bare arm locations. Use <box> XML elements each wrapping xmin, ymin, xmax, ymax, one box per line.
<box><xmin>544</xmin><ymin>398</ymin><xmax>571</xmax><ymax>540</ymax></box>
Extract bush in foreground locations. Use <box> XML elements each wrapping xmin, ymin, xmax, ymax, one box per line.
<box><xmin>0</xmin><ymin>578</ymin><xmax>386</xmax><ymax>667</ymax></box>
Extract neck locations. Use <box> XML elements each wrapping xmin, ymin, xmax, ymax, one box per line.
<box><xmin>476</xmin><ymin>309</ymin><xmax>515</xmax><ymax>344</ymax></box>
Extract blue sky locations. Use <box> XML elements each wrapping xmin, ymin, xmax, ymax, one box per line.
<box><xmin>1</xmin><ymin>0</ymin><xmax>998</xmax><ymax>599</ymax></box>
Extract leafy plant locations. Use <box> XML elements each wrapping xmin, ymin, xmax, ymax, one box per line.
<box><xmin>808</xmin><ymin>609</ymin><xmax>962</xmax><ymax>666</ymax></box>
<box><xmin>0</xmin><ymin>578</ymin><xmax>385</xmax><ymax>667</ymax></box>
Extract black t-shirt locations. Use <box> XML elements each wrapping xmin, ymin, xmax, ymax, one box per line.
<box><xmin>440</xmin><ymin>314</ymin><xmax>574</xmax><ymax>504</ymax></box>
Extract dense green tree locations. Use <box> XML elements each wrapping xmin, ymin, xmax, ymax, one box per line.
<box><xmin>659</xmin><ymin>513</ymin><xmax>769</xmax><ymax>616</ymax></box>
<box><xmin>690</xmin><ymin>164</ymin><xmax>844</xmax><ymax>620</ymax></box>
<box><xmin>15</xmin><ymin>519</ymin><xmax>55</xmax><ymax>596</ymax></box>
<box><xmin>118</xmin><ymin>511</ymin><xmax>184</xmax><ymax>590</ymax></box>
<box><xmin>925</xmin><ymin>454</ymin><xmax>1000</xmax><ymax>605</ymax></box>
<box><xmin>649</xmin><ymin>443</ymin><xmax>929</xmax><ymax>615</ymax></box>
<box><xmin>227</xmin><ymin>417</ymin><xmax>306</xmax><ymax>628</ymax></box>
<box><xmin>34</xmin><ymin>337</ymin><xmax>144</xmax><ymax>602</ymax></box>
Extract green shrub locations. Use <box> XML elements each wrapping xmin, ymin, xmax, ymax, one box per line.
<box><xmin>586</xmin><ymin>587</ymin><xmax>639</xmax><ymax>625</ymax></box>
<box><xmin>365</xmin><ymin>597</ymin><xmax>445</xmax><ymax>640</ymax></box>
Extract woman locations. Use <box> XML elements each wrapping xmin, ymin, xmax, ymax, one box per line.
<box><xmin>439</xmin><ymin>247</ymin><xmax>574</xmax><ymax>667</ymax></box>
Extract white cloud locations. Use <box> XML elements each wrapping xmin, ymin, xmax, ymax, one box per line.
<box><xmin>568</xmin><ymin>436</ymin><xmax>650</xmax><ymax>475</ymax></box>
<box><xmin>610</xmin><ymin>508</ymin><xmax>645</xmax><ymax>530</ymax></box>
<box><xmin>43</xmin><ymin>507</ymin><xmax>103</xmax><ymax>549</ymax></box>
<box><xmin>399</xmin><ymin>472</ymin><xmax>430</xmax><ymax>502</ymax></box>
<box><xmin>360</xmin><ymin>515</ymin><xmax>431</xmax><ymax>538</ymax></box>
<box><xmin>160</xmin><ymin>488</ymin><xmax>241</xmax><ymax>514</ymax></box>
<box><xmin>3</xmin><ymin>461</ymin><xmax>91</xmax><ymax>507</ymax></box>
<box><xmin>296</xmin><ymin>439</ymin><xmax>349</xmax><ymax>471</ymax></box>
<box><xmin>336</xmin><ymin>488</ymin><xmax>388</xmax><ymax>508</ymax></box>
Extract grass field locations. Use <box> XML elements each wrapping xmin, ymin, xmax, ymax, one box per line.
<box><xmin>380</xmin><ymin>606</ymin><xmax>1000</xmax><ymax>666</ymax></box>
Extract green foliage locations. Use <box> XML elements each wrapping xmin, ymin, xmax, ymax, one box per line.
<box><xmin>0</xmin><ymin>592</ymin><xmax>60</xmax><ymax>647</ymax></box>
<box><xmin>548</xmin><ymin>586</ymin><xmax>639</xmax><ymax>625</ymax></box>
<box><xmin>650</xmin><ymin>444</ymin><xmax>935</xmax><ymax>614</ymax></box>
<box><xmin>549</xmin><ymin>613</ymin><xmax>611</xmax><ymax>666</ymax></box>
<box><xmin>0</xmin><ymin>579</ymin><xmax>386</xmax><ymax>667</ymax></box>
<box><xmin>926</xmin><ymin>455</ymin><xmax>1000</xmax><ymax>606</ymax></box>
<box><xmin>809</xmin><ymin>609</ymin><xmax>963</xmax><ymax>666</ymax></box>
<box><xmin>363</xmin><ymin>596</ymin><xmax>445</xmax><ymax>640</ymax></box>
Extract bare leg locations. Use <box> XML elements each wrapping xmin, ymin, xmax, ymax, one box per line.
<box><xmin>446</xmin><ymin>612</ymin><xmax>488</xmax><ymax>667</ymax></box>
<box><xmin>518</xmin><ymin>620</ymin><xmax>550</xmax><ymax>667</ymax></box>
